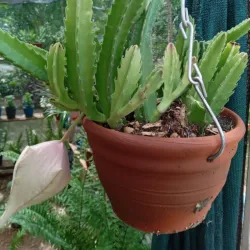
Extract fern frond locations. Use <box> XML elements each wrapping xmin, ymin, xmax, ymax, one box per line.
<box><xmin>0</xmin><ymin>151</ymin><xmax>20</xmax><ymax>162</ymax></box>
<box><xmin>26</xmin><ymin>129</ymin><xmax>40</xmax><ymax>146</ymax></box>
<box><xmin>0</xmin><ymin>128</ymin><xmax>8</xmax><ymax>152</ymax></box>
<box><xmin>9</xmin><ymin>229</ymin><xmax>26</xmax><ymax>250</ymax></box>
<box><xmin>10</xmin><ymin>203</ymin><xmax>72</xmax><ymax>250</ymax></box>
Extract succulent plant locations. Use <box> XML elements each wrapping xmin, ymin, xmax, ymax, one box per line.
<box><xmin>0</xmin><ymin>0</ymin><xmax>249</xmax><ymax>129</ymax></box>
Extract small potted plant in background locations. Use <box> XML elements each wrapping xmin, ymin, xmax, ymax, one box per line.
<box><xmin>23</xmin><ymin>92</ymin><xmax>34</xmax><ymax>118</ymax></box>
<box><xmin>5</xmin><ymin>95</ymin><xmax>16</xmax><ymax>120</ymax></box>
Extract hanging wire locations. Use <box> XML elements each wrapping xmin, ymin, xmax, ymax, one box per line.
<box><xmin>180</xmin><ymin>0</ymin><xmax>226</xmax><ymax>161</ymax></box>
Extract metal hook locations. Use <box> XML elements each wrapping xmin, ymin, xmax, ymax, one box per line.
<box><xmin>181</xmin><ymin>0</ymin><xmax>188</xmax><ymax>26</ymax></box>
<box><xmin>180</xmin><ymin>22</ymin><xmax>187</xmax><ymax>39</ymax></box>
<box><xmin>193</xmin><ymin>76</ymin><xmax>207</xmax><ymax>99</ymax></box>
<box><xmin>194</xmin><ymin>85</ymin><xmax>226</xmax><ymax>161</ymax></box>
<box><xmin>179</xmin><ymin>0</ymin><xmax>226</xmax><ymax>161</ymax></box>
<box><xmin>193</xmin><ymin>64</ymin><xmax>207</xmax><ymax>98</ymax></box>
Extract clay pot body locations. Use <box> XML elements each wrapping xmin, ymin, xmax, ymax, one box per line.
<box><xmin>83</xmin><ymin>109</ymin><xmax>245</xmax><ymax>234</ymax></box>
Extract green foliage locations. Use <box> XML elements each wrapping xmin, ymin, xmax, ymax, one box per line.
<box><xmin>76</xmin><ymin>0</ymin><xmax>105</xmax><ymax>121</ymax></box>
<box><xmin>7</xmin><ymin>133</ymin><xmax>23</xmax><ymax>155</ymax></box>
<box><xmin>151</xmin><ymin>42</ymin><xmax>190</xmax><ymax>121</ymax></box>
<box><xmin>47</xmin><ymin>43</ymin><xmax>78</xmax><ymax>110</ymax></box>
<box><xmin>44</xmin><ymin>118</ymin><xmax>63</xmax><ymax>141</ymax></box>
<box><xmin>1</xmin><ymin>127</ymin><xmax>40</xmax><ymax>162</ymax></box>
<box><xmin>0</xmin><ymin>29</ymin><xmax>47</xmax><ymax>81</ymax></box>
<box><xmin>185</xmin><ymin>26</ymin><xmax>249</xmax><ymax>125</ymax></box>
<box><xmin>0</xmin><ymin>69</ymin><xmax>42</xmax><ymax>108</ymax></box>
<box><xmin>205</xmin><ymin>53</ymin><xmax>248</xmax><ymax>123</ymax></box>
<box><xmin>110</xmin><ymin>46</ymin><xmax>142</xmax><ymax>116</ymax></box>
<box><xmin>5</xmin><ymin>95</ymin><xmax>15</xmax><ymax>108</ymax></box>
<box><xmin>26</xmin><ymin>128</ymin><xmax>40</xmax><ymax>146</ymax></box>
<box><xmin>22</xmin><ymin>92</ymin><xmax>33</xmax><ymax>106</ymax></box>
<box><xmin>226</xmin><ymin>18</ymin><xmax>250</xmax><ymax>42</ymax></box>
<box><xmin>0</xmin><ymin>1</ymin><xmax>66</xmax><ymax>50</ymax></box>
<box><xmin>0</xmin><ymin>0</ymin><xmax>249</xmax><ymax>129</ymax></box>
<box><xmin>152</xmin><ymin>0</ymin><xmax>180</xmax><ymax>58</ymax></box>
<box><xmin>0</xmin><ymin>71</ymin><xmax>22</xmax><ymax>97</ymax></box>
<box><xmin>108</xmin><ymin>67</ymin><xmax>164</xmax><ymax>128</ymax></box>
<box><xmin>8</xmin><ymin>228</ymin><xmax>26</xmax><ymax>250</ymax></box>
<box><xmin>199</xmin><ymin>32</ymin><xmax>227</xmax><ymax>90</ymax></box>
<box><xmin>96</xmin><ymin>0</ymin><xmax>146</xmax><ymax>117</ymax></box>
<box><xmin>0</xmin><ymin>151</ymin><xmax>19</xmax><ymax>162</ymax></box>
<box><xmin>0</xmin><ymin>128</ymin><xmax>7</xmax><ymax>152</ymax></box>
<box><xmin>134</xmin><ymin>0</ymin><xmax>163</xmax><ymax>122</ymax></box>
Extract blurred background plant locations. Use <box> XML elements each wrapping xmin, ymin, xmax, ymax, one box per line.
<box><xmin>22</xmin><ymin>92</ymin><xmax>33</xmax><ymax>107</ymax></box>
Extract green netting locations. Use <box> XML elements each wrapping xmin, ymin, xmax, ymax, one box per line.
<box><xmin>151</xmin><ymin>0</ymin><xmax>247</xmax><ymax>249</ymax></box>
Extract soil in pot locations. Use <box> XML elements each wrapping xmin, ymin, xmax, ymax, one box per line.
<box><xmin>6</xmin><ymin>107</ymin><xmax>16</xmax><ymax>120</ymax></box>
<box><xmin>83</xmin><ymin>102</ymin><xmax>245</xmax><ymax>234</ymax></box>
<box><xmin>120</xmin><ymin>101</ymin><xmax>234</xmax><ymax>138</ymax></box>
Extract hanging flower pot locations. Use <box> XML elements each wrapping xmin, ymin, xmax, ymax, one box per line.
<box><xmin>83</xmin><ymin>108</ymin><xmax>245</xmax><ymax>233</ymax></box>
<box><xmin>0</xmin><ymin>0</ymin><xmax>249</xmax><ymax>234</ymax></box>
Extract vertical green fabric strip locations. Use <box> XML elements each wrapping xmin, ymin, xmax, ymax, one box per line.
<box><xmin>223</xmin><ymin>0</ymin><xmax>247</xmax><ymax>249</ymax></box>
<box><xmin>151</xmin><ymin>0</ymin><xmax>247</xmax><ymax>249</ymax></box>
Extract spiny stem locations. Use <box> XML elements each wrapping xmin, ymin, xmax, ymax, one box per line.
<box><xmin>60</xmin><ymin>113</ymin><xmax>84</xmax><ymax>143</ymax></box>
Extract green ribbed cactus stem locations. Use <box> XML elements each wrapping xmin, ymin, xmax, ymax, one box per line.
<box><xmin>151</xmin><ymin>44</ymin><xmax>190</xmax><ymax>122</ymax></box>
<box><xmin>108</xmin><ymin>69</ymin><xmax>164</xmax><ymax>128</ymax></box>
<box><xmin>47</xmin><ymin>43</ymin><xmax>79</xmax><ymax>110</ymax></box>
<box><xmin>132</xmin><ymin>0</ymin><xmax>163</xmax><ymax>123</ymax></box>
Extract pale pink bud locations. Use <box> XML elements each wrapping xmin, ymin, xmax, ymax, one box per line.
<box><xmin>0</xmin><ymin>141</ymin><xmax>71</xmax><ymax>228</ymax></box>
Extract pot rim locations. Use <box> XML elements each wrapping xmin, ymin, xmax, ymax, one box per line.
<box><xmin>83</xmin><ymin>108</ymin><xmax>245</xmax><ymax>144</ymax></box>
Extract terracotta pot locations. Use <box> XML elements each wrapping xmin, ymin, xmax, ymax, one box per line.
<box><xmin>83</xmin><ymin>108</ymin><xmax>245</xmax><ymax>234</ymax></box>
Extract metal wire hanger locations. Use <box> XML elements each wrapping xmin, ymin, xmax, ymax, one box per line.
<box><xmin>179</xmin><ymin>0</ymin><xmax>226</xmax><ymax>161</ymax></box>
